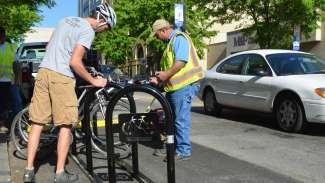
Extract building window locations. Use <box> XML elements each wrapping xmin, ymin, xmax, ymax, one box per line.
<box><xmin>136</xmin><ymin>45</ymin><xmax>144</xmax><ymax>59</ymax></box>
<box><xmin>82</xmin><ymin>0</ymin><xmax>89</xmax><ymax>17</ymax></box>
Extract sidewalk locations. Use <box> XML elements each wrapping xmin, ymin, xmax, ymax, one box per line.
<box><xmin>5</xmin><ymin>131</ymin><xmax>303</xmax><ymax>183</ymax></box>
<box><xmin>73</xmin><ymin>135</ymin><xmax>302</xmax><ymax>183</ymax></box>
<box><xmin>0</xmin><ymin>133</ymin><xmax>11</xmax><ymax>183</ymax></box>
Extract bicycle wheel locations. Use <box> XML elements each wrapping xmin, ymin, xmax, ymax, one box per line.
<box><xmin>92</xmin><ymin>83</ymin><xmax>134</xmax><ymax>157</ymax></box>
<box><xmin>10</xmin><ymin>108</ymin><xmax>29</xmax><ymax>158</ymax></box>
<box><xmin>90</xmin><ymin>98</ymin><xmax>131</xmax><ymax>159</ymax></box>
<box><xmin>10</xmin><ymin>107</ymin><xmax>58</xmax><ymax>159</ymax></box>
<box><xmin>18</xmin><ymin>108</ymin><xmax>57</xmax><ymax>146</ymax></box>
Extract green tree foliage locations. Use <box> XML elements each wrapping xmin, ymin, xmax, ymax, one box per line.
<box><xmin>94</xmin><ymin>0</ymin><xmax>216</xmax><ymax>65</ymax></box>
<box><xmin>0</xmin><ymin>0</ymin><xmax>55</xmax><ymax>41</ymax></box>
<box><xmin>195</xmin><ymin>0</ymin><xmax>325</xmax><ymax>49</ymax></box>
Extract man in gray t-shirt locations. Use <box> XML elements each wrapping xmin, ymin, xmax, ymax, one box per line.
<box><xmin>24</xmin><ymin>3</ymin><xmax>117</xmax><ymax>183</ymax></box>
<box><xmin>40</xmin><ymin>16</ymin><xmax>96</xmax><ymax>78</ymax></box>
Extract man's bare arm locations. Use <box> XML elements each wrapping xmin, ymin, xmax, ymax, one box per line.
<box><xmin>69</xmin><ymin>44</ymin><xmax>107</xmax><ymax>87</ymax></box>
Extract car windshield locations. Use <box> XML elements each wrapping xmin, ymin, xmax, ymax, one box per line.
<box><xmin>19</xmin><ymin>45</ymin><xmax>46</xmax><ymax>61</ymax></box>
<box><xmin>266</xmin><ymin>53</ymin><xmax>325</xmax><ymax>76</ymax></box>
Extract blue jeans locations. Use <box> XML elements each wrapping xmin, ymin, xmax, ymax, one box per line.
<box><xmin>10</xmin><ymin>84</ymin><xmax>23</xmax><ymax>119</ymax></box>
<box><xmin>0</xmin><ymin>82</ymin><xmax>11</xmax><ymax>120</ymax></box>
<box><xmin>166</xmin><ymin>83</ymin><xmax>199</xmax><ymax>156</ymax></box>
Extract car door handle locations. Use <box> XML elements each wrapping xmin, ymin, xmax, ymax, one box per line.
<box><xmin>239</xmin><ymin>81</ymin><xmax>244</xmax><ymax>83</ymax></box>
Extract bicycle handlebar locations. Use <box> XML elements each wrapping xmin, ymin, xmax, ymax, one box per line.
<box><xmin>85</xmin><ymin>66</ymin><xmax>104</xmax><ymax>78</ymax></box>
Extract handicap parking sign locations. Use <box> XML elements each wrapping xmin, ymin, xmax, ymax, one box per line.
<box><xmin>293</xmin><ymin>41</ymin><xmax>300</xmax><ymax>51</ymax></box>
<box><xmin>175</xmin><ymin>3</ymin><xmax>184</xmax><ymax>30</ymax></box>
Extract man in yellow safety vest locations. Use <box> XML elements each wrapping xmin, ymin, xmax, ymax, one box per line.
<box><xmin>149</xmin><ymin>19</ymin><xmax>204</xmax><ymax>161</ymax></box>
<box><xmin>0</xmin><ymin>27</ymin><xmax>17</xmax><ymax>133</ymax></box>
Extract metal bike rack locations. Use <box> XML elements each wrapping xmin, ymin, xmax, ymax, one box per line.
<box><xmin>82</xmin><ymin>87</ymin><xmax>97</xmax><ymax>174</ymax></box>
<box><xmin>71</xmin><ymin>82</ymin><xmax>134</xmax><ymax>178</ymax></box>
<box><xmin>105</xmin><ymin>84</ymin><xmax>175</xmax><ymax>183</ymax></box>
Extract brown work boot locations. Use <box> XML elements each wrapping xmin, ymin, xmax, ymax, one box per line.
<box><xmin>0</xmin><ymin>121</ymin><xmax>8</xmax><ymax>133</ymax></box>
<box><xmin>0</xmin><ymin>126</ymin><xmax>8</xmax><ymax>133</ymax></box>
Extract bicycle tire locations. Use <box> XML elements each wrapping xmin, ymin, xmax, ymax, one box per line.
<box><xmin>18</xmin><ymin>107</ymin><xmax>57</xmax><ymax>146</ymax></box>
<box><xmin>10</xmin><ymin>107</ymin><xmax>58</xmax><ymax>159</ymax></box>
<box><xmin>10</xmin><ymin>108</ymin><xmax>29</xmax><ymax>159</ymax></box>
<box><xmin>89</xmin><ymin>95</ymin><xmax>131</xmax><ymax>159</ymax></box>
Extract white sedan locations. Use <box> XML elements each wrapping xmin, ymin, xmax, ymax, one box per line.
<box><xmin>198</xmin><ymin>49</ymin><xmax>325</xmax><ymax>132</ymax></box>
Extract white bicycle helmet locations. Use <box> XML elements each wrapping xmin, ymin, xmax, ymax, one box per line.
<box><xmin>96</xmin><ymin>3</ymin><xmax>116</xmax><ymax>29</ymax></box>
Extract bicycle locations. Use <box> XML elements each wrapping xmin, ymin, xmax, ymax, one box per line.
<box><xmin>121</xmin><ymin>115</ymin><xmax>155</xmax><ymax>136</ymax></box>
<box><xmin>10</xmin><ymin>68</ymin><xmax>133</xmax><ymax>159</ymax></box>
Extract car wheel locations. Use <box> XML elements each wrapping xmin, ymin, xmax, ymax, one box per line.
<box><xmin>203</xmin><ymin>89</ymin><xmax>221</xmax><ymax>116</ymax></box>
<box><xmin>275</xmin><ymin>96</ymin><xmax>305</xmax><ymax>133</ymax></box>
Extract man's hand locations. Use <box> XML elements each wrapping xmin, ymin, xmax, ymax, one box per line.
<box><xmin>149</xmin><ymin>76</ymin><xmax>159</xmax><ymax>85</ymax></box>
<box><xmin>91</xmin><ymin>77</ymin><xmax>107</xmax><ymax>87</ymax></box>
<box><xmin>155</xmin><ymin>61</ymin><xmax>185</xmax><ymax>82</ymax></box>
<box><xmin>155</xmin><ymin>71</ymin><xmax>170</xmax><ymax>82</ymax></box>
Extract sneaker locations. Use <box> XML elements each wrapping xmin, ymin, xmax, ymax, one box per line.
<box><xmin>163</xmin><ymin>154</ymin><xmax>191</xmax><ymax>162</ymax></box>
<box><xmin>54</xmin><ymin>171</ymin><xmax>78</xmax><ymax>183</ymax></box>
<box><xmin>153</xmin><ymin>148</ymin><xmax>166</xmax><ymax>157</ymax></box>
<box><xmin>23</xmin><ymin>168</ymin><xmax>35</xmax><ymax>182</ymax></box>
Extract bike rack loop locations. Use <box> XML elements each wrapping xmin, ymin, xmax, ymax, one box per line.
<box><xmin>105</xmin><ymin>84</ymin><xmax>175</xmax><ymax>183</ymax></box>
<box><xmin>82</xmin><ymin>87</ymin><xmax>98</xmax><ymax>174</ymax></box>
<box><xmin>77</xmin><ymin>82</ymin><xmax>127</xmax><ymax>175</ymax></box>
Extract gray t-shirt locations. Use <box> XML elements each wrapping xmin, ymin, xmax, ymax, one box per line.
<box><xmin>40</xmin><ymin>16</ymin><xmax>95</xmax><ymax>78</ymax></box>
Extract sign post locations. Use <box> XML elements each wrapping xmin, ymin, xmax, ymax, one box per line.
<box><xmin>174</xmin><ymin>3</ymin><xmax>185</xmax><ymax>31</ymax></box>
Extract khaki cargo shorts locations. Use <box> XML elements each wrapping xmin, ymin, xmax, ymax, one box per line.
<box><xmin>29</xmin><ymin>68</ymin><xmax>78</xmax><ymax>126</ymax></box>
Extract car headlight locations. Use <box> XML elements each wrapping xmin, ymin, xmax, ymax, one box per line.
<box><xmin>315</xmin><ymin>88</ymin><xmax>325</xmax><ymax>98</ymax></box>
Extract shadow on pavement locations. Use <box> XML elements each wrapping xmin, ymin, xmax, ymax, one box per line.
<box><xmin>93</xmin><ymin>166</ymin><xmax>134</xmax><ymax>182</ymax></box>
<box><xmin>191</xmin><ymin>106</ymin><xmax>325</xmax><ymax>137</ymax></box>
<box><xmin>74</xmin><ymin>142</ymin><xmax>139</xmax><ymax>183</ymax></box>
<box><xmin>78</xmin><ymin>144</ymin><xmax>107</xmax><ymax>160</ymax></box>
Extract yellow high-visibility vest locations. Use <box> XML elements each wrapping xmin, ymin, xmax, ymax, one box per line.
<box><xmin>161</xmin><ymin>32</ymin><xmax>204</xmax><ymax>92</ymax></box>
<box><xmin>0</xmin><ymin>42</ymin><xmax>16</xmax><ymax>81</ymax></box>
